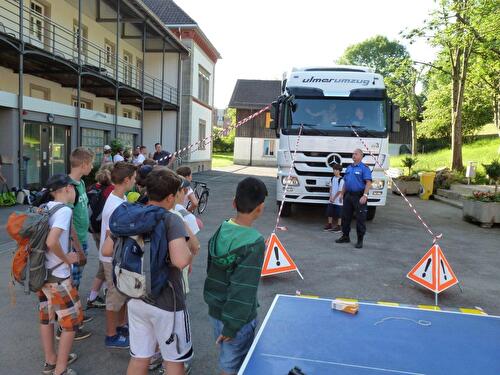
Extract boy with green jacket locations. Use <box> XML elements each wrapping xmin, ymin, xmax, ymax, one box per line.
<box><xmin>204</xmin><ymin>177</ymin><xmax>268</xmax><ymax>375</ymax></box>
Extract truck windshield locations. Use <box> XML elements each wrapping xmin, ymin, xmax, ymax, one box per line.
<box><xmin>285</xmin><ymin>98</ymin><xmax>387</xmax><ymax>137</ymax></box>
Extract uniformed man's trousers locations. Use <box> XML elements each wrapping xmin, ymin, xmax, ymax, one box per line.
<box><xmin>341</xmin><ymin>191</ymin><xmax>367</xmax><ymax>238</ymax></box>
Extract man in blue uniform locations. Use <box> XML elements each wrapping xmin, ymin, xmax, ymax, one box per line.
<box><xmin>335</xmin><ymin>148</ymin><xmax>372</xmax><ymax>248</ymax></box>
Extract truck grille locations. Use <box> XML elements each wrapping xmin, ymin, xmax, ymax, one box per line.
<box><xmin>305</xmin><ymin>186</ymin><xmax>330</xmax><ymax>193</ymax></box>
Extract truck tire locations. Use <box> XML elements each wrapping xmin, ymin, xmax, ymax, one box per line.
<box><xmin>367</xmin><ymin>206</ymin><xmax>376</xmax><ymax>221</ymax></box>
<box><xmin>277</xmin><ymin>201</ymin><xmax>292</xmax><ymax>217</ymax></box>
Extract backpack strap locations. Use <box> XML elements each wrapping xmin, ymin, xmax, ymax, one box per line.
<box><xmin>143</xmin><ymin>238</ymin><xmax>152</xmax><ymax>296</ymax></box>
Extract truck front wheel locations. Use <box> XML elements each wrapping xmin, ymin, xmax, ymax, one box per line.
<box><xmin>367</xmin><ymin>206</ymin><xmax>376</xmax><ymax>221</ymax></box>
<box><xmin>277</xmin><ymin>201</ymin><xmax>292</xmax><ymax>217</ymax></box>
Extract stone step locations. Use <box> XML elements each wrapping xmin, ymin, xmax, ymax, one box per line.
<box><xmin>436</xmin><ymin>188</ymin><xmax>465</xmax><ymax>201</ymax></box>
<box><xmin>433</xmin><ymin>194</ymin><xmax>463</xmax><ymax>209</ymax></box>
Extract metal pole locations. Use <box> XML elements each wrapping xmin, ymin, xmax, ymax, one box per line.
<box><xmin>176</xmin><ymin>52</ymin><xmax>181</xmax><ymax>151</ymax></box>
<box><xmin>160</xmin><ymin>39</ymin><xmax>165</xmax><ymax>145</ymax></box>
<box><xmin>18</xmin><ymin>0</ymin><xmax>25</xmax><ymax>187</ymax></box>
<box><xmin>114</xmin><ymin>0</ymin><xmax>120</xmax><ymax>138</ymax></box>
<box><xmin>141</xmin><ymin>22</ymin><xmax>146</xmax><ymax>145</ymax></box>
<box><xmin>76</xmin><ymin>0</ymin><xmax>82</xmax><ymax>145</ymax></box>
<box><xmin>249</xmin><ymin>110</ymin><xmax>254</xmax><ymax>166</ymax></box>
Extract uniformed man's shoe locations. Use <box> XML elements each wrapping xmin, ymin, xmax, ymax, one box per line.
<box><xmin>335</xmin><ymin>235</ymin><xmax>350</xmax><ymax>243</ymax></box>
<box><xmin>355</xmin><ymin>237</ymin><xmax>364</xmax><ymax>248</ymax></box>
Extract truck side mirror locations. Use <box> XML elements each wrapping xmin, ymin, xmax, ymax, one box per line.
<box><xmin>269</xmin><ymin>101</ymin><xmax>279</xmax><ymax>130</ymax></box>
<box><xmin>391</xmin><ymin>104</ymin><xmax>400</xmax><ymax>133</ymax></box>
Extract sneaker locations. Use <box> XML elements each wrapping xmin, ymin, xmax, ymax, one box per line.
<box><xmin>331</xmin><ymin>225</ymin><xmax>342</xmax><ymax>233</ymax></box>
<box><xmin>56</xmin><ymin>327</ymin><xmax>91</xmax><ymax>341</ymax></box>
<box><xmin>323</xmin><ymin>223</ymin><xmax>333</xmax><ymax>232</ymax></box>
<box><xmin>82</xmin><ymin>314</ymin><xmax>94</xmax><ymax>323</ymax></box>
<box><xmin>86</xmin><ymin>296</ymin><xmax>106</xmax><ymax>309</ymax></box>
<box><xmin>105</xmin><ymin>334</ymin><xmax>129</xmax><ymax>349</ymax></box>
<box><xmin>185</xmin><ymin>362</ymin><xmax>192</xmax><ymax>374</ymax></box>
<box><xmin>117</xmin><ymin>324</ymin><xmax>129</xmax><ymax>337</ymax></box>
<box><xmin>58</xmin><ymin>368</ymin><xmax>78</xmax><ymax>375</ymax></box>
<box><xmin>42</xmin><ymin>353</ymin><xmax>78</xmax><ymax>374</ymax></box>
<box><xmin>148</xmin><ymin>352</ymin><xmax>162</xmax><ymax>371</ymax></box>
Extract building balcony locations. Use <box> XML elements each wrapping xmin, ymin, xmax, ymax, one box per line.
<box><xmin>0</xmin><ymin>0</ymin><xmax>181</xmax><ymax>110</ymax></box>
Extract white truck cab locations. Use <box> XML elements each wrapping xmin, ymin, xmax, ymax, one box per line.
<box><xmin>270</xmin><ymin>66</ymin><xmax>400</xmax><ymax>219</ymax></box>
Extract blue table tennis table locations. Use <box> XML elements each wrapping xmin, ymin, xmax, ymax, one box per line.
<box><xmin>238</xmin><ymin>294</ymin><xmax>500</xmax><ymax>375</ymax></box>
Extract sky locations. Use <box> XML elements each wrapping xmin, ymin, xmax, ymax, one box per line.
<box><xmin>174</xmin><ymin>0</ymin><xmax>439</xmax><ymax>109</ymax></box>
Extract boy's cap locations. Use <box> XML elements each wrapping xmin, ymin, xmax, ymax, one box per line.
<box><xmin>45</xmin><ymin>174</ymin><xmax>72</xmax><ymax>192</ymax></box>
<box><xmin>138</xmin><ymin>164</ymin><xmax>153</xmax><ymax>179</ymax></box>
<box><xmin>104</xmin><ymin>145</ymin><xmax>111</xmax><ymax>151</ymax></box>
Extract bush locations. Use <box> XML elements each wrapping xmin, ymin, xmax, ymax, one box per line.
<box><xmin>483</xmin><ymin>159</ymin><xmax>500</xmax><ymax>193</ymax></box>
<box><xmin>469</xmin><ymin>191</ymin><xmax>500</xmax><ymax>202</ymax></box>
<box><xmin>212</xmin><ymin>127</ymin><xmax>235</xmax><ymax>153</ymax></box>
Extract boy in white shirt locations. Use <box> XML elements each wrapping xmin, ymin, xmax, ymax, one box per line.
<box><xmin>38</xmin><ymin>174</ymin><xmax>83</xmax><ymax>375</ymax></box>
<box><xmin>176</xmin><ymin>166</ymin><xmax>198</xmax><ymax>213</ymax></box>
<box><xmin>99</xmin><ymin>162</ymin><xmax>137</xmax><ymax>349</ymax></box>
<box><xmin>324</xmin><ymin>163</ymin><xmax>344</xmax><ymax>233</ymax></box>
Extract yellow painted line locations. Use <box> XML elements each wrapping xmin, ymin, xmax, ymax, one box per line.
<box><xmin>298</xmin><ymin>295</ymin><xmax>319</xmax><ymax>299</ymax></box>
<box><xmin>377</xmin><ymin>301</ymin><xmax>400</xmax><ymax>307</ymax></box>
<box><xmin>336</xmin><ymin>298</ymin><xmax>358</xmax><ymax>303</ymax></box>
<box><xmin>459</xmin><ymin>308</ymin><xmax>486</xmax><ymax>315</ymax></box>
<box><xmin>418</xmin><ymin>305</ymin><xmax>441</xmax><ymax>311</ymax></box>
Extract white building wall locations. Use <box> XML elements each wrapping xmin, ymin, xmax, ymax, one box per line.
<box><xmin>143</xmin><ymin>111</ymin><xmax>177</xmax><ymax>153</ymax></box>
<box><xmin>234</xmin><ymin>137</ymin><xmax>277</xmax><ymax>167</ymax></box>
<box><xmin>191</xmin><ymin>45</ymin><xmax>215</xmax><ymax>106</ymax></box>
<box><xmin>144</xmin><ymin>53</ymin><xmax>179</xmax><ymax>89</ymax></box>
<box><xmin>189</xmin><ymin>102</ymin><xmax>212</xmax><ymax>161</ymax></box>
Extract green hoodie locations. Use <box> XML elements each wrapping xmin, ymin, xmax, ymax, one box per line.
<box><xmin>203</xmin><ymin>220</ymin><xmax>265</xmax><ymax>338</ymax></box>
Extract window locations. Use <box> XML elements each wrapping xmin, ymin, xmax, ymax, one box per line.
<box><xmin>81</xmin><ymin>128</ymin><xmax>109</xmax><ymax>166</ymax></box>
<box><xmin>135</xmin><ymin>112</ymin><xmax>142</xmax><ymax>121</ymax></box>
<box><xmin>198</xmin><ymin>65</ymin><xmax>210</xmax><ymax>104</ymax></box>
<box><xmin>104</xmin><ymin>104</ymin><xmax>115</xmax><ymax>115</ymax></box>
<box><xmin>104</xmin><ymin>40</ymin><xmax>115</xmax><ymax>66</ymax></box>
<box><xmin>136</xmin><ymin>59</ymin><xmax>143</xmax><ymax>89</ymax></box>
<box><xmin>72</xmin><ymin>20</ymin><xmax>88</xmax><ymax>61</ymax></box>
<box><xmin>123</xmin><ymin>52</ymin><xmax>133</xmax><ymax>85</ymax></box>
<box><xmin>123</xmin><ymin>110</ymin><xmax>133</xmax><ymax>118</ymax></box>
<box><xmin>30</xmin><ymin>84</ymin><xmax>50</xmax><ymax>100</ymax></box>
<box><xmin>72</xmin><ymin>97</ymin><xmax>92</xmax><ymax>110</ymax></box>
<box><xmin>29</xmin><ymin>1</ymin><xmax>45</xmax><ymax>45</ymax></box>
<box><xmin>263</xmin><ymin>139</ymin><xmax>275</xmax><ymax>156</ymax></box>
<box><xmin>117</xmin><ymin>132</ymin><xmax>135</xmax><ymax>151</ymax></box>
<box><xmin>198</xmin><ymin>119</ymin><xmax>207</xmax><ymax>150</ymax></box>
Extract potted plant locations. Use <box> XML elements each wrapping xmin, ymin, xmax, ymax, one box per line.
<box><xmin>462</xmin><ymin>159</ymin><xmax>500</xmax><ymax>228</ymax></box>
<box><xmin>392</xmin><ymin>156</ymin><xmax>421</xmax><ymax>195</ymax></box>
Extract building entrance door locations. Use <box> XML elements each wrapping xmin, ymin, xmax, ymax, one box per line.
<box><xmin>23</xmin><ymin>123</ymin><xmax>70</xmax><ymax>189</ymax></box>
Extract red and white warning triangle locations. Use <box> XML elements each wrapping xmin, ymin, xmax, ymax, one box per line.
<box><xmin>407</xmin><ymin>244</ymin><xmax>458</xmax><ymax>293</ymax></box>
<box><xmin>261</xmin><ymin>233</ymin><xmax>303</xmax><ymax>279</ymax></box>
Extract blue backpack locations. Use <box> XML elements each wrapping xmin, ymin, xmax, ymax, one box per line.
<box><xmin>109</xmin><ymin>202</ymin><xmax>170</xmax><ymax>299</ymax></box>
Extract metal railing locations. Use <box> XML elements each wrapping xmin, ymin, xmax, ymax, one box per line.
<box><xmin>0</xmin><ymin>0</ymin><xmax>178</xmax><ymax>105</ymax></box>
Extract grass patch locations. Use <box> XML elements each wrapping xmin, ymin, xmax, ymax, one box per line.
<box><xmin>477</xmin><ymin>123</ymin><xmax>499</xmax><ymax>136</ymax></box>
<box><xmin>212</xmin><ymin>152</ymin><xmax>234</xmax><ymax>168</ymax></box>
<box><xmin>390</xmin><ymin>137</ymin><xmax>500</xmax><ymax>175</ymax></box>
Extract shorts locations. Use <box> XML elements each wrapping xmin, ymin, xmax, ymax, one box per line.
<box><xmin>71</xmin><ymin>242</ymin><xmax>88</xmax><ymax>288</ymax></box>
<box><xmin>127</xmin><ymin>298</ymin><xmax>193</xmax><ymax>362</ymax></box>
<box><xmin>210</xmin><ymin>317</ymin><xmax>257</xmax><ymax>374</ymax></box>
<box><xmin>38</xmin><ymin>278</ymin><xmax>83</xmax><ymax>332</ymax></box>
<box><xmin>102</xmin><ymin>261</ymin><xmax>127</xmax><ymax>311</ymax></box>
<box><xmin>325</xmin><ymin>203</ymin><xmax>342</xmax><ymax>219</ymax></box>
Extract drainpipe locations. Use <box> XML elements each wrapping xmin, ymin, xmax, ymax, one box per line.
<box><xmin>249</xmin><ymin>109</ymin><xmax>254</xmax><ymax>166</ymax></box>
<box><xmin>160</xmin><ymin>39</ymin><xmax>165</xmax><ymax>145</ymax></box>
<box><xmin>176</xmin><ymin>49</ymin><xmax>182</xmax><ymax>151</ymax></box>
<box><xmin>114</xmin><ymin>0</ymin><xmax>120</xmax><ymax>138</ymax></box>
<box><xmin>18</xmin><ymin>0</ymin><xmax>25</xmax><ymax>187</ymax></box>
<box><xmin>141</xmin><ymin>21</ymin><xmax>146</xmax><ymax>144</ymax></box>
<box><xmin>76</xmin><ymin>0</ymin><xmax>82</xmax><ymax>145</ymax></box>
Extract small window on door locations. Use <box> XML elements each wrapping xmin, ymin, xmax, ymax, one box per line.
<box><xmin>30</xmin><ymin>1</ymin><xmax>45</xmax><ymax>45</ymax></box>
<box><xmin>104</xmin><ymin>40</ymin><xmax>115</xmax><ymax>66</ymax></box>
<box><xmin>198</xmin><ymin>119</ymin><xmax>207</xmax><ymax>150</ymax></box>
<box><xmin>123</xmin><ymin>110</ymin><xmax>133</xmax><ymax>118</ymax></box>
<box><xmin>263</xmin><ymin>139</ymin><xmax>275</xmax><ymax>156</ymax></box>
<box><xmin>104</xmin><ymin>104</ymin><xmax>115</xmax><ymax>115</ymax></box>
<box><xmin>72</xmin><ymin>97</ymin><xmax>92</xmax><ymax>110</ymax></box>
<box><xmin>123</xmin><ymin>52</ymin><xmax>133</xmax><ymax>85</ymax></box>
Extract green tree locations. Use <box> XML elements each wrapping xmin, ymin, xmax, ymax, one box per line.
<box><xmin>385</xmin><ymin>57</ymin><xmax>425</xmax><ymax>156</ymax></box>
<box><xmin>338</xmin><ymin>35</ymin><xmax>410</xmax><ymax>76</ymax></box>
<box><xmin>405</xmin><ymin>0</ymin><xmax>499</xmax><ymax>171</ymax></box>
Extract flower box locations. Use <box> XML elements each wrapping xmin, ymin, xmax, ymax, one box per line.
<box><xmin>392</xmin><ymin>179</ymin><xmax>421</xmax><ymax>196</ymax></box>
<box><xmin>463</xmin><ymin>200</ymin><xmax>500</xmax><ymax>228</ymax></box>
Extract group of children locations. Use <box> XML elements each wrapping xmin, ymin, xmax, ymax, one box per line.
<box><xmin>35</xmin><ymin>146</ymin><xmax>269</xmax><ymax>375</ymax></box>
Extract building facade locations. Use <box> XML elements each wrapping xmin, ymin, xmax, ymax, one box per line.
<box><xmin>0</xmin><ymin>0</ymin><xmax>188</xmax><ymax>189</ymax></box>
<box><xmin>229</xmin><ymin>79</ymin><xmax>281</xmax><ymax>166</ymax></box>
<box><xmin>144</xmin><ymin>0</ymin><xmax>220</xmax><ymax>173</ymax></box>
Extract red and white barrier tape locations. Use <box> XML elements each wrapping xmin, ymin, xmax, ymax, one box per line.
<box><xmin>155</xmin><ymin>105</ymin><xmax>271</xmax><ymax>164</ymax></box>
<box><xmin>274</xmin><ymin>124</ymin><xmax>304</xmax><ymax>233</ymax></box>
<box><xmin>350</xmin><ymin>126</ymin><xmax>442</xmax><ymax>243</ymax></box>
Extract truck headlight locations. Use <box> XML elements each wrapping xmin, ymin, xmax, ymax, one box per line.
<box><xmin>281</xmin><ymin>176</ymin><xmax>300</xmax><ymax>186</ymax></box>
<box><xmin>371</xmin><ymin>179</ymin><xmax>385</xmax><ymax>190</ymax></box>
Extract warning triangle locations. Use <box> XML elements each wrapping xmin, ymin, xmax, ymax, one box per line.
<box><xmin>407</xmin><ymin>244</ymin><xmax>458</xmax><ymax>293</ymax></box>
<box><xmin>261</xmin><ymin>233</ymin><xmax>301</xmax><ymax>278</ymax></box>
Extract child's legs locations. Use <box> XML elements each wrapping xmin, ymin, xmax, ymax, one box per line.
<box><xmin>325</xmin><ymin>204</ymin><xmax>335</xmax><ymax>224</ymax></box>
<box><xmin>163</xmin><ymin>361</ymin><xmax>185</xmax><ymax>375</ymax></box>
<box><xmin>335</xmin><ymin>205</ymin><xmax>343</xmax><ymax>226</ymax></box>
<box><xmin>89</xmin><ymin>261</ymin><xmax>105</xmax><ymax>297</ymax></box>
<box><xmin>71</xmin><ymin>243</ymin><xmax>88</xmax><ymax>289</ymax></box>
<box><xmin>210</xmin><ymin>317</ymin><xmax>256</xmax><ymax>375</ymax></box>
<box><xmin>40</xmin><ymin>323</ymin><xmax>57</xmax><ymax>364</ymax></box>
<box><xmin>127</xmin><ymin>357</ymin><xmax>150</xmax><ymax>375</ymax></box>
<box><xmin>102</xmin><ymin>261</ymin><xmax>127</xmax><ymax>336</ymax></box>
<box><xmin>55</xmin><ymin>330</ymin><xmax>75</xmax><ymax>375</ymax></box>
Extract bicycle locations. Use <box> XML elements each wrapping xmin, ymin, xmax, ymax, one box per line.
<box><xmin>190</xmin><ymin>180</ymin><xmax>209</xmax><ymax>214</ymax></box>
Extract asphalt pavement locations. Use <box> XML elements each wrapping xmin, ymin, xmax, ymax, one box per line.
<box><xmin>0</xmin><ymin>167</ymin><xmax>499</xmax><ymax>374</ymax></box>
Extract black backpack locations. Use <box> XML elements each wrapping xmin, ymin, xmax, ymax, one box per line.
<box><xmin>87</xmin><ymin>184</ymin><xmax>108</xmax><ymax>233</ymax></box>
